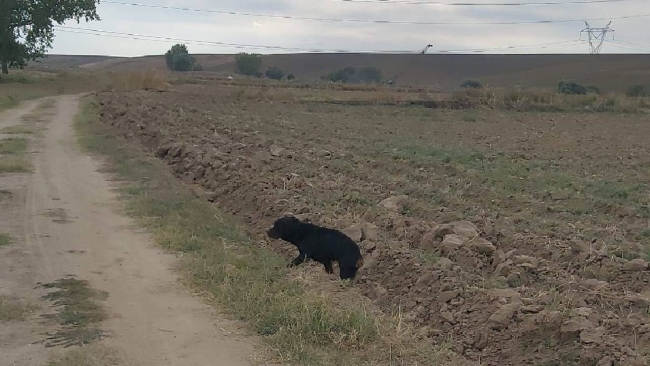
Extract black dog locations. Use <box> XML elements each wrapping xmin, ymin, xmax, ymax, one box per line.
<box><xmin>267</xmin><ymin>216</ymin><xmax>364</xmax><ymax>280</ymax></box>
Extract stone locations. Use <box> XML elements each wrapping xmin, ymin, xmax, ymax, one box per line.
<box><xmin>437</xmin><ymin>257</ymin><xmax>454</xmax><ymax>270</ymax></box>
<box><xmin>378</xmin><ymin>195</ymin><xmax>408</xmax><ymax>212</ymax></box>
<box><xmin>490</xmin><ymin>288</ymin><xmax>522</xmax><ymax>302</ymax></box>
<box><xmin>623</xmin><ymin>259</ymin><xmax>648</xmax><ymax>271</ymax></box>
<box><xmin>596</xmin><ymin>357</ymin><xmax>614</xmax><ymax>366</ymax></box>
<box><xmin>440</xmin><ymin>310</ymin><xmax>456</xmax><ymax>324</ymax></box>
<box><xmin>414</xmin><ymin>272</ymin><xmax>438</xmax><ymax>290</ymax></box>
<box><xmin>451</xmin><ymin>221</ymin><xmax>480</xmax><ymax>239</ymax></box>
<box><xmin>442</xmin><ymin>234</ymin><xmax>464</xmax><ymax>247</ymax></box>
<box><xmin>488</xmin><ymin>302</ymin><xmax>521</xmax><ymax>330</ymax></box>
<box><xmin>522</xmin><ymin>305</ymin><xmax>545</xmax><ymax>314</ymax></box>
<box><xmin>472</xmin><ymin>237</ymin><xmax>496</xmax><ymax>256</ymax></box>
<box><xmin>269</xmin><ymin>144</ymin><xmax>284</xmax><ymax>157</ymax></box>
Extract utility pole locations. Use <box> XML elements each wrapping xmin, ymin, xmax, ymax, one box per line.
<box><xmin>581</xmin><ymin>21</ymin><xmax>614</xmax><ymax>54</ymax></box>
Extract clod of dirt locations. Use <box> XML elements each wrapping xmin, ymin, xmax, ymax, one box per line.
<box><xmin>580</xmin><ymin>327</ymin><xmax>605</xmax><ymax>344</ymax></box>
<box><xmin>343</xmin><ymin>222</ymin><xmax>379</xmax><ymax>243</ymax></box>
<box><xmin>440</xmin><ymin>310</ymin><xmax>456</xmax><ymax>324</ymax></box>
<box><xmin>269</xmin><ymin>144</ymin><xmax>284</xmax><ymax>157</ymax></box>
<box><xmin>622</xmin><ymin>258</ymin><xmax>649</xmax><ymax>271</ymax></box>
<box><xmin>560</xmin><ymin>318</ymin><xmax>593</xmax><ymax>340</ymax></box>
<box><xmin>473</xmin><ymin>329</ymin><xmax>489</xmax><ymax>350</ymax></box>
<box><xmin>596</xmin><ymin>357</ymin><xmax>615</xmax><ymax>366</ymax></box>
<box><xmin>626</xmin><ymin>293</ymin><xmax>650</xmax><ymax>308</ymax></box>
<box><xmin>450</xmin><ymin>221</ymin><xmax>480</xmax><ymax>240</ymax></box>
<box><xmin>432</xmin><ymin>224</ymin><xmax>455</xmax><ymax>241</ymax></box>
<box><xmin>488</xmin><ymin>302</ymin><xmax>521</xmax><ymax>330</ymax></box>
<box><xmin>437</xmin><ymin>257</ymin><xmax>453</xmax><ymax>270</ymax></box>
<box><xmin>471</xmin><ymin>237</ymin><xmax>496</xmax><ymax>256</ymax></box>
<box><xmin>343</xmin><ymin>224</ymin><xmax>364</xmax><ymax>242</ymax></box>
<box><xmin>378</xmin><ymin>195</ymin><xmax>408</xmax><ymax>212</ymax></box>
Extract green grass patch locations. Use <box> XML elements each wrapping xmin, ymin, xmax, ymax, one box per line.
<box><xmin>0</xmin><ymin>138</ymin><xmax>28</xmax><ymax>154</ymax></box>
<box><xmin>0</xmin><ymin>155</ymin><xmax>31</xmax><ymax>173</ymax></box>
<box><xmin>0</xmin><ymin>295</ymin><xmax>38</xmax><ymax>322</ymax></box>
<box><xmin>75</xmin><ymin>96</ymin><xmax>458</xmax><ymax>366</ymax></box>
<box><xmin>0</xmin><ymin>233</ymin><xmax>12</xmax><ymax>247</ymax></box>
<box><xmin>0</xmin><ymin>125</ymin><xmax>35</xmax><ymax>135</ymax></box>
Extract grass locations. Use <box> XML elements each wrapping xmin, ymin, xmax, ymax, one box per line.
<box><xmin>0</xmin><ymin>125</ymin><xmax>35</xmax><ymax>135</ymax></box>
<box><xmin>41</xmin><ymin>277</ymin><xmax>108</xmax><ymax>348</ymax></box>
<box><xmin>47</xmin><ymin>345</ymin><xmax>126</xmax><ymax>366</ymax></box>
<box><xmin>0</xmin><ymin>233</ymin><xmax>12</xmax><ymax>247</ymax></box>
<box><xmin>0</xmin><ymin>138</ymin><xmax>28</xmax><ymax>154</ymax></box>
<box><xmin>0</xmin><ymin>155</ymin><xmax>31</xmax><ymax>173</ymax></box>
<box><xmin>75</xmin><ymin>96</ymin><xmax>459</xmax><ymax>365</ymax></box>
<box><xmin>0</xmin><ymin>295</ymin><xmax>38</xmax><ymax>322</ymax></box>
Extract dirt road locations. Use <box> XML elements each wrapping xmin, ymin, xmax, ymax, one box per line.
<box><xmin>0</xmin><ymin>96</ymin><xmax>257</xmax><ymax>366</ymax></box>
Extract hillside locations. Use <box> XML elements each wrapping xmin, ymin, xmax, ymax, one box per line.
<box><xmin>36</xmin><ymin>53</ymin><xmax>650</xmax><ymax>92</ymax></box>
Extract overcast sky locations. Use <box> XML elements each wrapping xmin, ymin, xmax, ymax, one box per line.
<box><xmin>50</xmin><ymin>0</ymin><xmax>650</xmax><ymax>56</ymax></box>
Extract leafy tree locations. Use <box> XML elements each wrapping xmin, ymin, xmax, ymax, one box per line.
<box><xmin>234</xmin><ymin>53</ymin><xmax>262</xmax><ymax>76</ymax></box>
<box><xmin>460</xmin><ymin>79</ymin><xmax>483</xmax><ymax>89</ymax></box>
<box><xmin>163</xmin><ymin>44</ymin><xmax>197</xmax><ymax>72</ymax></box>
<box><xmin>171</xmin><ymin>53</ymin><xmax>195</xmax><ymax>72</ymax></box>
<box><xmin>287</xmin><ymin>73</ymin><xmax>295</xmax><ymax>81</ymax></box>
<box><xmin>265</xmin><ymin>66</ymin><xmax>285</xmax><ymax>80</ymax></box>
<box><xmin>323</xmin><ymin>66</ymin><xmax>382</xmax><ymax>84</ymax></box>
<box><xmin>0</xmin><ymin>0</ymin><xmax>100</xmax><ymax>75</ymax></box>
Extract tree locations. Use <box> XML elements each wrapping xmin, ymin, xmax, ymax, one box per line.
<box><xmin>163</xmin><ymin>44</ymin><xmax>196</xmax><ymax>72</ymax></box>
<box><xmin>265</xmin><ymin>66</ymin><xmax>284</xmax><ymax>80</ymax></box>
<box><xmin>287</xmin><ymin>73</ymin><xmax>295</xmax><ymax>81</ymax></box>
<box><xmin>0</xmin><ymin>0</ymin><xmax>100</xmax><ymax>75</ymax></box>
<box><xmin>557</xmin><ymin>80</ymin><xmax>586</xmax><ymax>95</ymax></box>
<box><xmin>234</xmin><ymin>53</ymin><xmax>262</xmax><ymax>76</ymax></box>
<box><xmin>171</xmin><ymin>53</ymin><xmax>195</xmax><ymax>72</ymax></box>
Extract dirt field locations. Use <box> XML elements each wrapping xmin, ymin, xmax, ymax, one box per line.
<box><xmin>0</xmin><ymin>96</ymin><xmax>258</xmax><ymax>365</ymax></box>
<box><xmin>38</xmin><ymin>53</ymin><xmax>650</xmax><ymax>92</ymax></box>
<box><xmin>94</xmin><ymin>81</ymin><xmax>650</xmax><ymax>366</ymax></box>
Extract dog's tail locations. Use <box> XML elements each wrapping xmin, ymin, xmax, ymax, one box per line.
<box><xmin>356</xmin><ymin>256</ymin><xmax>364</xmax><ymax>269</ymax></box>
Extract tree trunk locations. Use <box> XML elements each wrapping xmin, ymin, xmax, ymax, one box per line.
<box><xmin>1</xmin><ymin>59</ymin><xmax>7</xmax><ymax>75</ymax></box>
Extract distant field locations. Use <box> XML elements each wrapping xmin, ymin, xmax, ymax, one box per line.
<box><xmin>36</xmin><ymin>53</ymin><xmax>650</xmax><ymax>92</ymax></box>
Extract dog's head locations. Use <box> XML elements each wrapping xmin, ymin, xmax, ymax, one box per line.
<box><xmin>267</xmin><ymin>216</ymin><xmax>302</xmax><ymax>240</ymax></box>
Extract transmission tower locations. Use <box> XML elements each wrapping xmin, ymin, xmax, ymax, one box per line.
<box><xmin>581</xmin><ymin>21</ymin><xmax>614</xmax><ymax>54</ymax></box>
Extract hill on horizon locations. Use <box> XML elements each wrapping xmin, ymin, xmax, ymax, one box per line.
<box><xmin>33</xmin><ymin>53</ymin><xmax>650</xmax><ymax>92</ymax></box>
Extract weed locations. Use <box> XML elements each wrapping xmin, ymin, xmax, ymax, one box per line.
<box><xmin>0</xmin><ymin>155</ymin><xmax>31</xmax><ymax>173</ymax></box>
<box><xmin>41</xmin><ymin>277</ymin><xmax>108</xmax><ymax>347</ymax></box>
<box><xmin>0</xmin><ymin>138</ymin><xmax>28</xmax><ymax>154</ymax></box>
<box><xmin>0</xmin><ymin>295</ymin><xmax>38</xmax><ymax>321</ymax></box>
<box><xmin>75</xmin><ymin>96</ymin><xmax>459</xmax><ymax>366</ymax></box>
<box><xmin>0</xmin><ymin>233</ymin><xmax>12</xmax><ymax>247</ymax></box>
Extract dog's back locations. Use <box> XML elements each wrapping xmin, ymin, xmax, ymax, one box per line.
<box><xmin>304</xmin><ymin>224</ymin><xmax>363</xmax><ymax>279</ymax></box>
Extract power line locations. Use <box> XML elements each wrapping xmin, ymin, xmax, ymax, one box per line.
<box><xmin>54</xmin><ymin>26</ymin><xmax>585</xmax><ymax>54</ymax></box>
<box><xmin>326</xmin><ymin>0</ymin><xmax>641</xmax><ymax>5</ymax></box>
<box><xmin>102</xmin><ymin>0</ymin><xmax>650</xmax><ymax>26</ymax></box>
<box><xmin>612</xmin><ymin>39</ymin><xmax>650</xmax><ymax>50</ymax></box>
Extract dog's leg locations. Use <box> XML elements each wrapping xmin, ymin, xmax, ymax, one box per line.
<box><xmin>323</xmin><ymin>261</ymin><xmax>334</xmax><ymax>274</ymax></box>
<box><xmin>288</xmin><ymin>253</ymin><xmax>307</xmax><ymax>267</ymax></box>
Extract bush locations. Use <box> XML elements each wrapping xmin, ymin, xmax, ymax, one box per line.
<box><xmin>323</xmin><ymin>66</ymin><xmax>382</xmax><ymax>84</ymax></box>
<box><xmin>235</xmin><ymin>53</ymin><xmax>262</xmax><ymax>76</ymax></box>
<box><xmin>460</xmin><ymin>79</ymin><xmax>483</xmax><ymax>89</ymax></box>
<box><xmin>287</xmin><ymin>73</ymin><xmax>295</xmax><ymax>81</ymax></box>
<box><xmin>557</xmin><ymin>80</ymin><xmax>586</xmax><ymax>95</ymax></box>
<box><xmin>193</xmin><ymin>63</ymin><xmax>204</xmax><ymax>72</ymax></box>
<box><xmin>165</xmin><ymin>44</ymin><xmax>195</xmax><ymax>72</ymax></box>
<box><xmin>585</xmin><ymin>85</ymin><xmax>601</xmax><ymax>95</ymax></box>
<box><xmin>171</xmin><ymin>53</ymin><xmax>195</xmax><ymax>72</ymax></box>
<box><xmin>627</xmin><ymin>84</ymin><xmax>649</xmax><ymax>97</ymax></box>
<box><xmin>265</xmin><ymin>66</ymin><xmax>285</xmax><ymax>80</ymax></box>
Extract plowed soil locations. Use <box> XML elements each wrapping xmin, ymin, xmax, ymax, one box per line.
<box><xmin>96</xmin><ymin>83</ymin><xmax>650</xmax><ymax>366</ymax></box>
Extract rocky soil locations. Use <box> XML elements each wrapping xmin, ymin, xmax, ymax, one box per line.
<box><xmin>96</xmin><ymin>85</ymin><xmax>650</xmax><ymax>366</ymax></box>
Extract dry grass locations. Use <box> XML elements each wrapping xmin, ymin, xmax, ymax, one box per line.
<box><xmin>0</xmin><ymin>295</ymin><xmax>38</xmax><ymax>322</ymax></box>
<box><xmin>100</xmin><ymin>70</ymin><xmax>169</xmax><ymax>92</ymax></box>
<box><xmin>47</xmin><ymin>345</ymin><xmax>129</xmax><ymax>366</ymax></box>
<box><xmin>75</xmin><ymin>96</ymin><xmax>463</xmax><ymax>366</ymax></box>
<box><xmin>452</xmin><ymin>87</ymin><xmax>650</xmax><ymax>112</ymax></box>
<box><xmin>0</xmin><ymin>125</ymin><xmax>36</xmax><ymax>135</ymax></box>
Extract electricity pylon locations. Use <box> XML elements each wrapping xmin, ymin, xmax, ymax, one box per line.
<box><xmin>581</xmin><ymin>21</ymin><xmax>614</xmax><ymax>54</ymax></box>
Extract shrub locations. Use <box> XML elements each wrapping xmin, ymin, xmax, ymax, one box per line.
<box><xmin>585</xmin><ymin>85</ymin><xmax>601</xmax><ymax>95</ymax></box>
<box><xmin>193</xmin><ymin>63</ymin><xmax>204</xmax><ymax>72</ymax></box>
<box><xmin>460</xmin><ymin>79</ymin><xmax>483</xmax><ymax>89</ymax></box>
<box><xmin>323</xmin><ymin>66</ymin><xmax>382</xmax><ymax>84</ymax></box>
<box><xmin>627</xmin><ymin>84</ymin><xmax>649</xmax><ymax>97</ymax></box>
<box><xmin>557</xmin><ymin>80</ymin><xmax>586</xmax><ymax>95</ymax></box>
<box><xmin>265</xmin><ymin>66</ymin><xmax>285</xmax><ymax>80</ymax></box>
<box><xmin>287</xmin><ymin>73</ymin><xmax>295</xmax><ymax>80</ymax></box>
<box><xmin>171</xmin><ymin>53</ymin><xmax>195</xmax><ymax>72</ymax></box>
<box><xmin>235</xmin><ymin>53</ymin><xmax>262</xmax><ymax>76</ymax></box>
<box><xmin>165</xmin><ymin>44</ymin><xmax>194</xmax><ymax>72</ymax></box>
